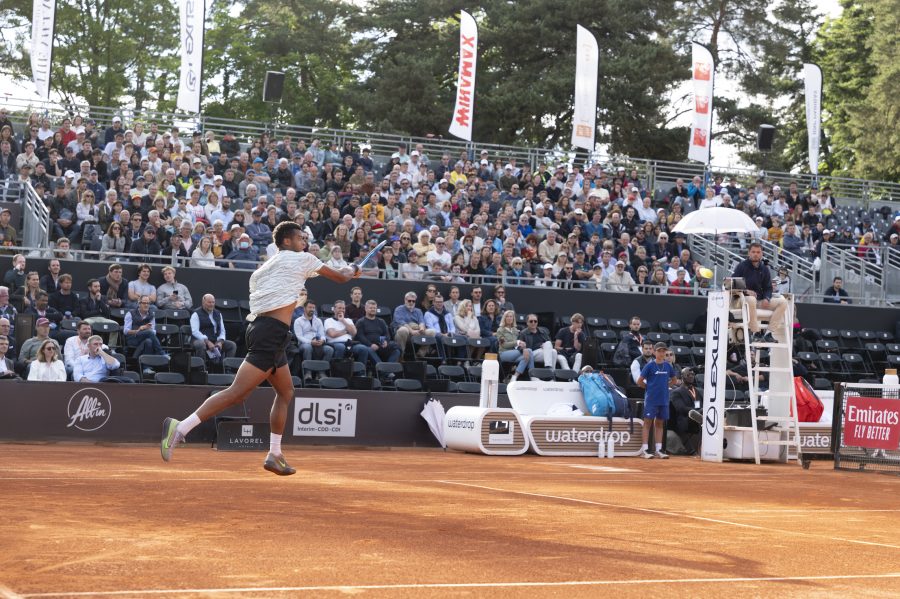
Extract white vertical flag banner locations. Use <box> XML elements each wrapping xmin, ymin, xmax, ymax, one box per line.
<box><xmin>30</xmin><ymin>0</ymin><xmax>55</xmax><ymax>99</ymax></box>
<box><xmin>177</xmin><ymin>0</ymin><xmax>205</xmax><ymax>113</ymax></box>
<box><xmin>688</xmin><ymin>43</ymin><xmax>715</xmax><ymax>164</ymax></box>
<box><xmin>571</xmin><ymin>25</ymin><xmax>599</xmax><ymax>151</ymax></box>
<box><xmin>448</xmin><ymin>11</ymin><xmax>477</xmax><ymax>141</ymax></box>
<box><xmin>803</xmin><ymin>63</ymin><xmax>823</xmax><ymax>176</ymax></box>
<box><xmin>701</xmin><ymin>290</ymin><xmax>728</xmax><ymax>463</ymax></box>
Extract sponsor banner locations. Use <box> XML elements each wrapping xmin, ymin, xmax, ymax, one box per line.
<box><xmin>31</xmin><ymin>0</ymin><xmax>55</xmax><ymax>99</ymax></box>
<box><xmin>803</xmin><ymin>63</ymin><xmax>823</xmax><ymax>176</ymax></box>
<box><xmin>293</xmin><ymin>397</ymin><xmax>357</xmax><ymax>437</ymax></box>
<box><xmin>177</xmin><ymin>0</ymin><xmax>205</xmax><ymax>113</ymax></box>
<box><xmin>507</xmin><ymin>380</ymin><xmax>585</xmax><ymax>415</ymax></box>
<box><xmin>448</xmin><ymin>10</ymin><xmax>477</xmax><ymax>141</ymax></box>
<box><xmin>701</xmin><ymin>291</ymin><xmax>728</xmax><ymax>462</ymax></box>
<box><xmin>688</xmin><ymin>43</ymin><xmax>714</xmax><ymax>164</ymax></box>
<box><xmin>526</xmin><ymin>417</ymin><xmax>643</xmax><ymax>457</ymax></box>
<box><xmin>571</xmin><ymin>25</ymin><xmax>599</xmax><ymax>151</ymax></box>
<box><xmin>216</xmin><ymin>421</ymin><xmax>270</xmax><ymax>451</ymax></box>
<box><xmin>842</xmin><ymin>397</ymin><xmax>900</xmax><ymax>450</ymax></box>
<box><xmin>66</xmin><ymin>387</ymin><xmax>111</xmax><ymax>431</ymax></box>
<box><xmin>790</xmin><ymin>425</ymin><xmax>832</xmax><ymax>458</ymax></box>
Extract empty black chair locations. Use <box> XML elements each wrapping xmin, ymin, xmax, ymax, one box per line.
<box><xmin>223</xmin><ymin>357</ymin><xmax>244</xmax><ymax>374</ymax></box>
<box><xmin>659</xmin><ymin>321</ymin><xmax>681</xmax><ymax>333</ymax></box>
<box><xmin>121</xmin><ymin>370</ymin><xmax>141</xmax><ymax>383</ymax></box>
<box><xmin>886</xmin><ymin>343</ymin><xmax>900</xmax><ymax>355</ymax></box>
<box><xmin>816</xmin><ymin>340</ymin><xmax>838</xmax><ymax>352</ymax></box>
<box><xmin>691</xmin><ymin>334</ymin><xmax>706</xmax><ymax>347</ymax></box>
<box><xmin>554</xmin><ymin>369</ymin><xmax>578</xmax><ymax>382</ymax></box>
<box><xmin>456</xmin><ymin>381</ymin><xmax>482</xmax><ymax>394</ymax></box>
<box><xmin>467</xmin><ymin>364</ymin><xmax>482</xmax><ymax>381</ymax></box>
<box><xmin>410</xmin><ymin>335</ymin><xmax>438</xmax><ymax>361</ymax></box>
<box><xmin>584</xmin><ymin>316</ymin><xmax>607</xmax><ymax>330</ymax></box>
<box><xmin>864</xmin><ymin>343</ymin><xmax>887</xmax><ymax>371</ymax></box>
<box><xmin>301</xmin><ymin>359</ymin><xmax>331</xmax><ymax>387</ymax></box>
<box><xmin>154</xmin><ymin>372</ymin><xmax>185</xmax><ymax>385</ymax></box>
<box><xmin>843</xmin><ymin>353</ymin><xmax>871</xmax><ymax>378</ymax></box>
<box><xmin>593</xmin><ymin>329</ymin><xmax>617</xmax><ymax>343</ymax></box>
<box><xmin>670</xmin><ymin>333</ymin><xmax>692</xmax><ymax>346</ymax></box>
<box><xmin>600</xmin><ymin>342</ymin><xmax>618</xmax><ymax>365</ymax></box>
<box><xmin>818</xmin><ymin>352</ymin><xmax>844</xmax><ymax>379</ymax></box>
<box><xmin>608</xmin><ymin>318</ymin><xmax>629</xmax><ymax>332</ymax></box>
<box><xmin>558</xmin><ymin>315</ymin><xmax>572</xmax><ymax>328</ymax></box>
<box><xmin>820</xmin><ymin>328</ymin><xmax>839</xmax><ymax>341</ymax></box>
<box><xmin>858</xmin><ymin>330</ymin><xmax>878</xmax><ymax>343</ymax></box>
<box><xmin>207</xmin><ymin>373</ymin><xmax>235</xmax><ymax>386</ymax></box>
<box><xmin>320</xmin><ymin>376</ymin><xmax>349</xmax><ymax>389</ymax></box>
<box><xmin>647</xmin><ymin>332</ymin><xmax>670</xmax><ymax>344</ymax></box>
<box><xmin>139</xmin><ymin>355</ymin><xmax>170</xmax><ymax>382</ymax></box>
<box><xmin>813</xmin><ymin>377</ymin><xmax>833</xmax><ymax>391</ymax></box>
<box><xmin>797</xmin><ymin>351</ymin><xmax>821</xmax><ymax>371</ymax></box>
<box><xmin>60</xmin><ymin>318</ymin><xmax>81</xmax><ymax>332</ymax></box>
<box><xmin>888</xmin><ymin>355</ymin><xmax>900</xmax><ymax>369</ymax></box>
<box><xmin>375</xmin><ymin>362</ymin><xmax>403</xmax><ymax>389</ymax></box>
<box><xmin>672</xmin><ymin>345</ymin><xmax>693</xmax><ymax>367</ymax></box>
<box><xmin>839</xmin><ymin>330</ymin><xmax>861</xmax><ymax>350</ymax></box>
<box><xmin>395</xmin><ymin>378</ymin><xmax>423</xmax><ymax>392</ymax></box>
<box><xmin>528</xmin><ymin>367</ymin><xmax>554</xmax><ymax>381</ymax></box>
<box><xmin>877</xmin><ymin>331</ymin><xmax>894</xmax><ymax>342</ymax></box>
<box><xmin>164</xmin><ymin>309</ymin><xmax>191</xmax><ymax>323</ymax></box>
<box><xmin>438</xmin><ymin>364</ymin><xmax>467</xmax><ymax>381</ymax></box>
<box><xmin>690</xmin><ymin>347</ymin><xmax>705</xmax><ymax>364</ymax></box>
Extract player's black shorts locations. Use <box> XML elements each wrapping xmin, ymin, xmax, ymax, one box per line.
<box><xmin>244</xmin><ymin>316</ymin><xmax>292</xmax><ymax>373</ymax></box>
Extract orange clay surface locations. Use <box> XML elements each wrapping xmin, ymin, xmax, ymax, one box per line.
<box><xmin>1</xmin><ymin>444</ymin><xmax>900</xmax><ymax>598</ymax></box>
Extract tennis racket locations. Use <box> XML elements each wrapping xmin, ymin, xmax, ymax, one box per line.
<box><xmin>355</xmin><ymin>239</ymin><xmax>388</xmax><ymax>270</ymax></box>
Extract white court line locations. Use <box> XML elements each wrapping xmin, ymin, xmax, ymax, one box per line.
<box><xmin>17</xmin><ymin>572</ymin><xmax>900</xmax><ymax>597</ymax></box>
<box><xmin>0</xmin><ymin>584</ymin><xmax>24</xmax><ymax>599</ymax></box>
<box><xmin>438</xmin><ymin>480</ymin><xmax>900</xmax><ymax>550</ymax></box>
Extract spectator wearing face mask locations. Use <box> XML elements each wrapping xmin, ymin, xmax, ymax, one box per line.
<box><xmin>225</xmin><ymin>233</ymin><xmax>259</xmax><ymax>269</ymax></box>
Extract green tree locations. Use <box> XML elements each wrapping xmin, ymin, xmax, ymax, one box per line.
<box><xmin>0</xmin><ymin>0</ymin><xmax>177</xmax><ymax>108</ymax></box>
<box><xmin>202</xmin><ymin>0</ymin><xmax>358</xmax><ymax>129</ymax></box>
<box><xmin>848</xmin><ymin>0</ymin><xmax>900</xmax><ymax>180</ymax></box>
<box><xmin>812</xmin><ymin>0</ymin><xmax>876</xmax><ymax>177</ymax></box>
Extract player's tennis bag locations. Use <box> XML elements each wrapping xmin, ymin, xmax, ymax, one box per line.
<box><xmin>578</xmin><ymin>372</ymin><xmax>634</xmax><ymax>432</ymax></box>
<box><xmin>792</xmin><ymin>376</ymin><xmax>824</xmax><ymax>422</ymax></box>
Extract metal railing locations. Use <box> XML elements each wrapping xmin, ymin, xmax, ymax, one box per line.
<box><xmin>3</xmin><ymin>95</ymin><xmax>899</xmax><ymax>207</ymax></box>
<box><xmin>819</xmin><ymin>243</ymin><xmax>886</xmax><ymax>305</ymax></box>
<box><xmin>21</xmin><ymin>181</ymin><xmax>50</xmax><ymax>249</ymax></box>
<box><xmin>757</xmin><ymin>239</ymin><xmax>817</xmax><ymax>302</ymax></box>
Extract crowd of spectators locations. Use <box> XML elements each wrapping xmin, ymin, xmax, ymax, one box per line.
<box><xmin>4</xmin><ymin>108</ymin><xmax>897</xmax><ymax>300</ymax></box>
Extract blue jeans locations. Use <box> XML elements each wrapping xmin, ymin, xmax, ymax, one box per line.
<box><xmin>500</xmin><ymin>348</ymin><xmax>534</xmax><ymax>374</ymax></box>
<box><xmin>351</xmin><ymin>343</ymin><xmax>401</xmax><ymax>366</ymax></box>
<box><xmin>300</xmin><ymin>341</ymin><xmax>334</xmax><ymax>362</ymax></box>
<box><xmin>327</xmin><ymin>342</ymin><xmax>348</xmax><ymax>359</ymax></box>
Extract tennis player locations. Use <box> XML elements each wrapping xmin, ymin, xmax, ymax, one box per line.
<box><xmin>161</xmin><ymin>221</ymin><xmax>361</xmax><ymax>475</ymax></box>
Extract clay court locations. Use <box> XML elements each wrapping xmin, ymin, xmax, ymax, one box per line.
<box><xmin>2</xmin><ymin>445</ymin><xmax>900</xmax><ymax>598</ymax></box>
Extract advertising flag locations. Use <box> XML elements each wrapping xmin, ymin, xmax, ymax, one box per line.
<box><xmin>803</xmin><ymin>63</ymin><xmax>823</xmax><ymax>176</ymax></box>
<box><xmin>31</xmin><ymin>0</ymin><xmax>55</xmax><ymax>99</ymax></box>
<box><xmin>701</xmin><ymin>291</ymin><xmax>728</xmax><ymax>462</ymax></box>
<box><xmin>177</xmin><ymin>0</ymin><xmax>206</xmax><ymax>113</ymax></box>
<box><xmin>571</xmin><ymin>25</ymin><xmax>599</xmax><ymax>151</ymax></box>
<box><xmin>448</xmin><ymin>11</ymin><xmax>477</xmax><ymax>141</ymax></box>
<box><xmin>688</xmin><ymin>43</ymin><xmax>715</xmax><ymax>164</ymax></box>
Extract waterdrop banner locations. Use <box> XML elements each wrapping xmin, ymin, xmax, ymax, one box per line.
<box><xmin>803</xmin><ymin>63</ymin><xmax>823</xmax><ymax>176</ymax></box>
<box><xmin>31</xmin><ymin>0</ymin><xmax>55</xmax><ymax>99</ymax></box>
<box><xmin>448</xmin><ymin>11</ymin><xmax>477</xmax><ymax>141</ymax></box>
<box><xmin>177</xmin><ymin>0</ymin><xmax>205</xmax><ymax>113</ymax></box>
<box><xmin>571</xmin><ymin>25</ymin><xmax>599</xmax><ymax>151</ymax></box>
<box><xmin>688</xmin><ymin>43</ymin><xmax>715</xmax><ymax>164</ymax></box>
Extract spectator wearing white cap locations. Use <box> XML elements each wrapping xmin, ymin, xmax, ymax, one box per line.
<box><xmin>604</xmin><ymin>260</ymin><xmax>637</xmax><ymax>292</ymax></box>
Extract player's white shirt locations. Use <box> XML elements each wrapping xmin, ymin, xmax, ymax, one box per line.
<box><xmin>248</xmin><ymin>250</ymin><xmax>323</xmax><ymax>318</ymax></box>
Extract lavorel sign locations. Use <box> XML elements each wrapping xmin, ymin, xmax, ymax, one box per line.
<box><xmin>843</xmin><ymin>397</ymin><xmax>900</xmax><ymax>450</ymax></box>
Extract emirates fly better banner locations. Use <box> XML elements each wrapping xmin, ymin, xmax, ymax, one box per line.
<box><xmin>571</xmin><ymin>25</ymin><xmax>599</xmax><ymax>151</ymax></box>
<box><xmin>31</xmin><ymin>0</ymin><xmax>55</xmax><ymax>99</ymax></box>
<box><xmin>177</xmin><ymin>0</ymin><xmax>205</xmax><ymax>113</ymax></box>
<box><xmin>803</xmin><ymin>63</ymin><xmax>823</xmax><ymax>176</ymax></box>
<box><xmin>448</xmin><ymin>11</ymin><xmax>477</xmax><ymax>141</ymax></box>
<box><xmin>688</xmin><ymin>43</ymin><xmax>715</xmax><ymax>164</ymax></box>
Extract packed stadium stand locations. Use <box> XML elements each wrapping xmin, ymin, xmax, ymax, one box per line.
<box><xmin>1</xmin><ymin>104</ymin><xmax>899</xmax><ymax>395</ymax></box>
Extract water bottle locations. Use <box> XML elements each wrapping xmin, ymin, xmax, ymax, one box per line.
<box><xmin>607</xmin><ymin>435</ymin><xmax>616</xmax><ymax>459</ymax></box>
<box><xmin>597</xmin><ymin>435</ymin><xmax>606</xmax><ymax>458</ymax></box>
<box><xmin>479</xmin><ymin>353</ymin><xmax>500</xmax><ymax>409</ymax></box>
<box><xmin>883</xmin><ymin>368</ymin><xmax>899</xmax><ymax>387</ymax></box>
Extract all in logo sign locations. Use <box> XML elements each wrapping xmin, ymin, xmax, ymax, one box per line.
<box><xmin>66</xmin><ymin>387</ymin><xmax>112</xmax><ymax>431</ymax></box>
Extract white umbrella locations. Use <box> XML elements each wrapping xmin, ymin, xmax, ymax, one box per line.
<box><xmin>420</xmin><ymin>399</ymin><xmax>447</xmax><ymax>448</ymax></box>
<box><xmin>672</xmin><ymin>207</ymin><xmax>760</xmax><ymax>235</ymax></box>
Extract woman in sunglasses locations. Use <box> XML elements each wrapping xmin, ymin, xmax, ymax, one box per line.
<box><xmin>27</xmin><ymin>339</ymin><xmax>66</xmax><ymax>382</ymax></box>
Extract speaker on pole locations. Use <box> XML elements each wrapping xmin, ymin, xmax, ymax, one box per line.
<box><xmin>757</xmin><ymin>124</ymin><xmax>775</xmax><ymax>152</ymax></box>
<box><xmin>263</xmin><ymin>71</ymin><xmax>285</xmax><ymax>104</ymax></box>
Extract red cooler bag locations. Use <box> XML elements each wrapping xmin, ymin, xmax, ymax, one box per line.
<box><xmin>792</xmin><ymin>376</ymin><xmax>824</xmax><ymax>422</ymax></box>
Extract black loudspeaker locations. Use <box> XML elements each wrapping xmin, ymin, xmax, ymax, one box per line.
<box><xmin>263</xmin><ymin>71</ymin><xmax>285</xmax><ymax>103</ymax></box>
<box><xmin>757</xmin><ymin>124</ymin><xmax>775</xmax><ymax>152</ymax></box>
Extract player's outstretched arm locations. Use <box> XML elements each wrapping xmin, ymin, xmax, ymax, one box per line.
<box><xmin>318</xmin><ymin>264</ymin><xmax>362</xmax><ymax>283</ymax></box>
